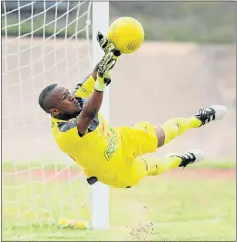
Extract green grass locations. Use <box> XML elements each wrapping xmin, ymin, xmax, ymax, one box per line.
<box><xmin>2</xmin><ymin>164</ymin><xmax>236</xmax><ymax>241</ymax></box>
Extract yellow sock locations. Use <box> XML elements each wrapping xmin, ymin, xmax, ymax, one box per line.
<box><xmin>138</xmin><ymin>156</ymin><xmax>182</xmax><ymax>176</ymax></box>
<box><xmin>160</xmin><ymin>116</ymin><xmax>202</xmax><ymax>145</ymax></box>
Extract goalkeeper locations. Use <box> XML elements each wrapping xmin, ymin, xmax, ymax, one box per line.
<box><xmin>38</xmin><ymin>32</ymin><xmax>227</xmax><ymax>188</ymax></box>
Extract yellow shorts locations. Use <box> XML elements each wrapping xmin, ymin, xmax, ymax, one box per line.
<box><xmin>116</xmin><ymin>121</ymin><xmax>158</xmax><ymax>158</ymax></box>
<box><xmin>114</xmin><ymin>157</ymin><xmax>152</xmax><ymax>188</ymax></box>
<box><xmin>113</xmin><ymin>121</ymin><xmax>158</xmax><ymax>188</ymax></box>
<box><xmin>88</xmin><ymin>122</ymin><xmax>157</xmax><ymax>189</ymax></box>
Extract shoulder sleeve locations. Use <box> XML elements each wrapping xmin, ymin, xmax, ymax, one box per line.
<box><xmin>72</xmin><ymin>75</ymin><xmax>96</xmax><ymax>99</ymax></box>
<box><xmin>53</xmin><ymin>119</ymin><xmax>85</xmax><ymax>154</ymax></box>
<box><xmin>57</xmin><ymin>117</ymin><xmax>89</xmax><ymax>138</ymax></box>
<box><xmin>57</xmin><ymin>119</ymin><xmax>78</xmax><ymax>132</ymax></box>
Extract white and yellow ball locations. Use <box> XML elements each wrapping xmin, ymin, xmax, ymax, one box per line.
<box><xmin>107</xmin><ymin>17</ymin><xmax>144</xmax><ymax>54</ymax></box>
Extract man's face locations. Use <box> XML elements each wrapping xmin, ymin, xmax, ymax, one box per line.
<box><xmin>48</xmin><ymin>86</ymin><xmax>81</xmax><ymax>119</ymax></box>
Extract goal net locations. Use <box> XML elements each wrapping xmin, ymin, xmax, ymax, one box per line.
<box><xmin>2</xmin><ymin>1</ymin><xmax>109</xmax><ymax>239</ymax></box>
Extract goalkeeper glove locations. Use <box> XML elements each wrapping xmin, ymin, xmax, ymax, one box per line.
<box><xmin>97</xmin><ymin>31</ymin><xmax>112</xmax><ymax>54</ymax></box>
<box><xmin>96</xmin><ymin>31</ymin><xmax>121</xmax><ymax>87</ymax></box>
<box><xmin>94</xmin><ymin>50</ymin><xmax>119</xmax><ymax>92</ymax></box>
<box><xmin>97</xmin><ymin>31</ymin><xmax>121</xmax><ymax>57</ymax></box>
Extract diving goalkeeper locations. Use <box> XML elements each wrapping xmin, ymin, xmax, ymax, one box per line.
<box><xmin>38</xmin><ymin>33</ymin><xmax>226</xmax><ymax>188</ymax></box>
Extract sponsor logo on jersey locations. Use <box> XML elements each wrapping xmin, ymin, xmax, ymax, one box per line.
<box><xmin>104</xmin><ymin>127</ymin><xmax>117</xmax><ymax>161</ymax></box>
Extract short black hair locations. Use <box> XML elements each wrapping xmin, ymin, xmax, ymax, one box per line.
<box><xmin>38</xmin><ymin>84</ymin><xmax>57</xmax><ymax>113</ymax></box>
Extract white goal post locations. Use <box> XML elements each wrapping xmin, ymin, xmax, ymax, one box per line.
<box><xmin>2</xmin><ymin>0</ymin><xmax>110</xmax><ymax>238</ymax></box>
<box><xmin>91</xmin><ymin>2</ymin><xmax>110</xmax><ymax>230</ymax></box>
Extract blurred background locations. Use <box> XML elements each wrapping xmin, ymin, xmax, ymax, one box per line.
<box><xmin>2</xmin><ymin>1</ymin><xmax>236</xmax><ymax>161</ymax></box>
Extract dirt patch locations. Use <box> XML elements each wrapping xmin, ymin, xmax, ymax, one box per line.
<box><xmin>3</xmin><ymin>168</ymin><xmax>236</xmax><ymax>182</ymax></box>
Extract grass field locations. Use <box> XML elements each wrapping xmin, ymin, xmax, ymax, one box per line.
<box><xmin>2</xmin><ymin>161</ymin><xmax>236</xmax><ymax>241</ymax></box>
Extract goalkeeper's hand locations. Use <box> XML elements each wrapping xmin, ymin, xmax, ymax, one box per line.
<box><xmin>94</xmin><ymin>49</ymin><xmax>120</xmax><ymax>92</ymax></box>
<box><xmin>97</xmin><ymin>31</ymin><xmax>121</xmax><ymax>57</ymax></box>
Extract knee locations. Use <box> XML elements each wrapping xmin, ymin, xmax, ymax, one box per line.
<box><xmin>160</xmin><ymin>120</ymin><xmax>180</xmax><ymax>144</ymax></box>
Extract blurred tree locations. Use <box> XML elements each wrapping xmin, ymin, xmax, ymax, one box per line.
<box><xmin>110</xmin><ymin>2</ymin><xmax>235</xmax><ymax>43</ymax></box>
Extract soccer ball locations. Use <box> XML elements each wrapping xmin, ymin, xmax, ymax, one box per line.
<box><xmin>107</xmin><ymin>17</ymin><xmax>144</xmax><ymax>54</ymax></box>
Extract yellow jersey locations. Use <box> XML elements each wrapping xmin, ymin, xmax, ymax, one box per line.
<box><xmin>51</xmin><ymin>75</ymin><xmax>158</xmax><ymax>188</ymax></box>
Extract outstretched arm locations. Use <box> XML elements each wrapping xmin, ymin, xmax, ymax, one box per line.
<box><xmin>73</xmin><ymin>32</ymin><xmax>115</xmax><ymax>99</ymax></box>
<box><xmin>76</xmin><ymin>89</ymin><xmax>104</xmax><ymax>135</ymax></box>
<box><xmin>76</xmin><ymin>50</ymin><xmax>119</xmax><ymax>136</ymax></box>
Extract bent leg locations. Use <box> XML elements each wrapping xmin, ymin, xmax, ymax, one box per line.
<box><xmin>136</xmin><ymin>149</ymin><xmax>204</xmax><ymax>179</ymax></box>
<box><xmin>136</xmin><ymin>156</ymin><xmax>182</xmax><ymax>177</ymax></box>
<box><xmin>155</xmin><ymin>117</ymin><xmax>202</xmax><ymax>148</ymax></box>
<box><xmin>155</xmin><ymin>105</ymin><xmax>227</xmax><ymax>148</ymax></box>
<box><xmin>123</xmin><ymin>105</ymin><xmax>226</xmax><ymax>159</ymax></box>
<box><xmin>123</xmin><ymin>118</ymin><xmax>201</xmax><ymax>158</ymax></box>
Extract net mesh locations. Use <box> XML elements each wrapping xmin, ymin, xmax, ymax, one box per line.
<box><xmin>2</xmin><ymin>0</ymin><xmax>94</xmax><ymax>238</ymax></box>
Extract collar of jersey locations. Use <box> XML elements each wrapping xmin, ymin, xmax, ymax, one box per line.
<box><xmin>51</xmin><ymin>116</ymin><xmax>68</xmax><ymax>124</ymax></box>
